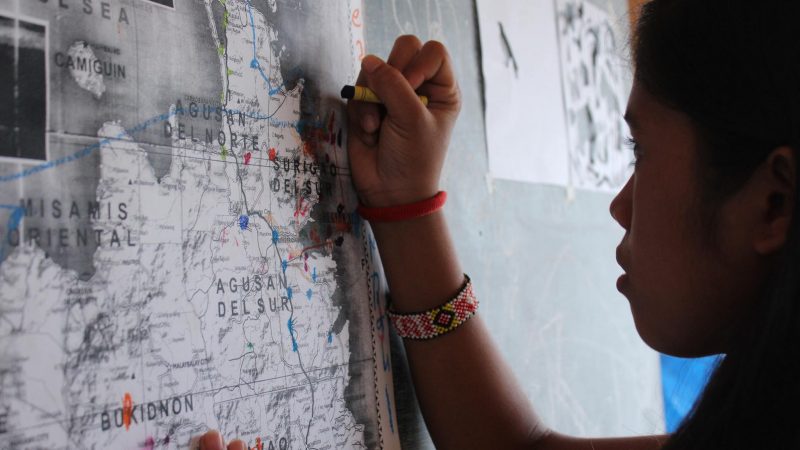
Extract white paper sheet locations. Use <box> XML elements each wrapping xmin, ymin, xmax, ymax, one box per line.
<box><xmin>477</xmin><ymin>0</ymin><xmax>633</xmax><ymax>192</ymax></box>
<box><xmin>478</xmin><ymin>0</ymin><xmax>570</xmax><ymax>186</ymax></box>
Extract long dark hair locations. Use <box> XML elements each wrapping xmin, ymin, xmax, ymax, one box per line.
<box><xmin>633</xmin><ymin>1</ymin><xmax>800</xmax><ymax>448</ymax></box>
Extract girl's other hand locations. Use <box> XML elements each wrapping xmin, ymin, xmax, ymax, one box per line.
<box><xmin>197</xmin><ymin>430</ymin><xmax>246</xmax><ymax>450</ymax></box>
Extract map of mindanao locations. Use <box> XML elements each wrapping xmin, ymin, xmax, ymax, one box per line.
<box><xmin>0</xmin><ymin>1</ymin><xmax>397</xmax><ymax>449</ymax></box>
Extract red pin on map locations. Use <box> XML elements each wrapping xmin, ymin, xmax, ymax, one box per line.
<box><xmin>122</xmin><ymin>393</ymin><xmax>133</xmax><ymax>431</ymax></box>
<box><xmin>244</xmin><ymin>152</ymin><xmax>252</xmax><ymax>165</ymax></box>
<box><xmin>268</xmin><ymin>147</ymin><xmax>277</xmax><ymax>161</ymax></box>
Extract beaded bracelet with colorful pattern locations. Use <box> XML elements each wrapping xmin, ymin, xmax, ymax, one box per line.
<box><xmin>387</xmin><ymin>275</ymin><xmax>479</xmax><ymax>340</ymax></box>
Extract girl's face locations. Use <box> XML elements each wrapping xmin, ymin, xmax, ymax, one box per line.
<box><xmin>611</xmin><ymin>81</ymin><xmax>769</xmax><ymax>357</ymax></box>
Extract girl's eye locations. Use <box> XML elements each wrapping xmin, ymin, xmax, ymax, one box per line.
<box><xmin>625</xmin><ymin>136</ymin><xmax>641</xmax><ymax>168</ymax></box>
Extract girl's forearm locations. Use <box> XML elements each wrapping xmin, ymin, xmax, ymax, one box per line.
<box><xmin>371</xmin><ymin>212</ymin><xmax>548</xmax><ymax>449</ymax></box>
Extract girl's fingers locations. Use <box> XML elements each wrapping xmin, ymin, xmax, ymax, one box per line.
<box><xmin>199</xmin><ymin>430</ymin><xmax>224</xmax><ymax>450</ymax></box>
<box><xmin>347</xmin><ymin>68</ymin><xmax>381</xmax><ymax>139</ymax></box>
<box><xmin>227</xmin><ymin>439</ymin><xmax>247</xmax><ymax>450</ymax></box>
<box><xmin>361</xmin><ymin>55</ymin><xmax>427</xmax><ymax>122</ymax></box>
<box><xmin>386</xmin><ymin>35</ymin><xmax>423</xmax><ymax>73</ymax></box>
<box><xmin>349</xmin><ymin>35</ymin><xmax>421</xmax><ymax>137</ymax></box>
<box><xmin>403</xmin><ymin>40</ymin><xmax>457</xmax><ymax>92</ymax></box>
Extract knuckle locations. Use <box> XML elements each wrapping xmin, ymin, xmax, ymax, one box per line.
<box><xmin>454</xmin><ymin>84</ymin><xmax>463</xmax><ymax>108</ymax></box>
<box><xmin>395</xmin><ymin>34</ymin><xmax>422</xmax><ymax>48</ymax></box>
<box><xmin>411</xmin><ymin>115</ymin><xmax>429</xmax><ymax>131</ymax></box>
<box><xmin>423</xmin><ymin>40</ymin><xmax>447</xmax><ymax>55</ymax></box>
<box><xmin>355</xmin><ymin>69</ymin><xmax>368</xmax><ymax>83</ymax></box>
<box><xmin>374</xmin><ymin>63</ymin><xmax>404</xmax><ymax>86</ymax></box>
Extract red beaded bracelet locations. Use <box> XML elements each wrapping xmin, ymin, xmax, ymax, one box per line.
<box><xmin>357</xmin><ymin>191</ymin><xmax>447</xmax><ymax>223</ymax></box>
<box><xmin>387</xmin><ymin>274</ymin><xmax>479</xmax><ymax>340</ymax></box>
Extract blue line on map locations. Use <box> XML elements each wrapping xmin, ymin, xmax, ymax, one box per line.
<box><xmin>238</xmin><ymin>215</ymin><xmax>249</xmax><ymax>230</ymax></box>
<box><xmin>247</xmin><ymin>0</ymin><xmax>282</xmax><ymax>96</ymax></box>
<box><xmin>0</xmin><ymin>205</ymin><xmax>24</xmax><ymax>260</ymax></box>
<box><xmin>281</xmin><ymin>259</ymin><xmax>288</xmax><ymax>274</ymax></box>
<box><xmin>287</xmin><ymin>286</ymin><xmax>293</xmax><ymax>300</ymax></box>
<box><xmin>312</xmin><ymin>267</ymin><xmax>317</xmax><ymax>282</ymax></box>
<box><xmin>272</xmin><ymin>229</ymin><xmax>279</xmax><ymax>244</ymax></box>
<box><xmin>383</xmin><ymin>345</ymin><xmax>391</xmax><ymax>372</ymax></box>
<box><xmin>327</xmin><ymin>331</ymin><xmax>333</xmax><ymax>344</ymax></box>
<box><xmin>287</xmin><ymin>318</ymin><xmax>298</xmax><ymax>352</ymax></box>
<box><xmin>0</xmin><ymin>109</ymin><xmax>261</xmax><ymax>184</ymax></box>
<box><xmin>1</xmin><ymin>205</ymin><xmax>25</xmax><ymax>232</ymax></box>
<box><xmin>385</xmin><ymin>386</ymin><xmax>396</xmax><ymax>434</ymax></box>
<box><xmin>371</xmin><ymin>272</ymin><xmax>380</xmax><ymax>308</ymax></box>
<box><xmin>306</xmin><ymin>288</ymin><xmax>312</xmax><ymax>301</ymax></box>
<box><xmin>0</xmin><ymin>109</ymin><xmax>169</xmax><ymax>184</ymax></box>
<box><xmin>0</xmin><ymin>105</ymin><xmax>322</xmax><ymax>186</ymax></box>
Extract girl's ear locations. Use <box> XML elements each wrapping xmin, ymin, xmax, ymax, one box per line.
<box><xmin>752</xmin><ymin>146</ymin><xmax>796</xmax><ymax>255</ymax></box>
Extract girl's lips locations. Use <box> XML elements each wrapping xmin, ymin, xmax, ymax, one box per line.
<box><xmin>617</xmin><ymin>273</ymin><xmax>629</xmax><ymax>293</ymax></box>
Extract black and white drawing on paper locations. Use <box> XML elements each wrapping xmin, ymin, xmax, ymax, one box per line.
<box><xmin>556</xmin><ymin>0</ymin><xmax>633</xmax><ymax>192</ymax></box>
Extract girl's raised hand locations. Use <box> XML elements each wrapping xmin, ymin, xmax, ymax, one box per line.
<box><xmin>347</xmin><ymin>35</ymin><xmax>461</xmax><ymax>208</ymax></box>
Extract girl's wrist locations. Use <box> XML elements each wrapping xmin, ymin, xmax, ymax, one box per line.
<box><xmin>369</xmin><ymin>210</ymin><xmax>465</xmax><ymax>313</ymax></box>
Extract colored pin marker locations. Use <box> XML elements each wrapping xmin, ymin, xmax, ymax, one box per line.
<box><xmin>340</xmin><ymin>85</ymin><xmax>429</xmax><ymax>106</ymax></box>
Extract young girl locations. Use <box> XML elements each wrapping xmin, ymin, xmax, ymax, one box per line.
<box><xmin>201</xmin><ymin>0</ymin><xmax>800</xmax><ymax>448</ymax></box>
